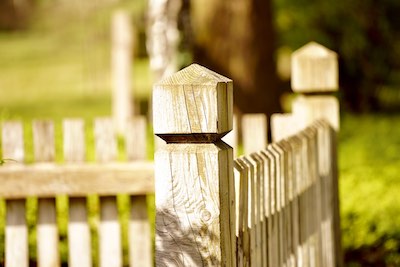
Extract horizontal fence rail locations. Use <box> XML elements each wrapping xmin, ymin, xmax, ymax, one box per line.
<box><xmin>0</xmin><ymin>116</ymin><xmax>153</xmax><ymax>267</ymax></box>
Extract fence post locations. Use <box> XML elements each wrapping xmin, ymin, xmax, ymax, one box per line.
<box><xmin>153</xmin><ymin>64</ymin><xmax>236</xmax><ymax>266</ymax></box>
<box><xmin>112</xmin><ymin>10</ymin><xmax>134</xmax><ymax>134</ymax></box>
<box><xmin>291</xmin><ymin>41</ymin><xmax>343</xmax><ymax>267</ymax></box>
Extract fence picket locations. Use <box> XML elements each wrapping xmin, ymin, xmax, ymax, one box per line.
<box><xmin>125</xmin><ymin>117</ymin><xmax>152</xmax><ymax>267</ymax></box>
<box><xmin>251</xmin><ymin>153</ymin><xmax>268</xmax><ymax>267</ymax></box>
<box><xmin>260</xmin><ymin>148</ymin><xmax>279</xmax><ymax>267</ymax></box>
<box><xmin>239</xmin><ymin>157</ymin><xmax>257</xmax><ymax>266</ymax></box>
<box><xmin>278</xmin><ymin>141</ymin><xmax>296</xmax><ymax>267</ymax></box>
<box><xmin>94</xmin><ymin>118</ymin><xmax>122</xmax><ymax>267</ymax></box>
<box><xmin>63</xmin><ymin>119</ymin><xmax>91</xmax><ymax>267</ymax></box>
<box><xmin>269</xmin><ymin>144</ymin><xmax>287</xmax><ymax>267</ymax></box>
<box><xmin>287</xmin><ymin>137</ymin><xmax>302</xmax><ymax>267</ymax></box>
<box><xmin>234</xmin><ymin>160</ymin><xmax>249</xmax><ymax>267</ymax></box>
<box><xmin>2</xmin><ymin>121</ymin><xmax>28</xmax><ymax>267</ymax></box>
<box><xmin>257</xmin><ymin>151</ymin><xmax>272</xmax><ymax>267</ymax></box>
<box><xmin>242</xmin><ymin>114</ymin><xmax>267</xmax><ymax>154</ymax></box>
<box><xmin>33</xmin><ymin>120</ymin><xmax>60</xmax><ymax>267</ymax></box>
<box><xmin>125</xmin><ymin>117</ymin><xmax>147</xmax><ymax>161</ymax></box>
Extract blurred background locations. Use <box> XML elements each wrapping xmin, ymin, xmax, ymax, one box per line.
<box><xmin>0</xmin><ymin>0</ymin><xmax>399</xmax><ymax>265</ymax></box>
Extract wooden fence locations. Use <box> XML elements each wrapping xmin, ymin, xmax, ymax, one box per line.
<box><xmin>153</xmin><ymin>42</ymin><xmax>342</xmax><ymax>266</ymax></box>
<box><xmin>0</xmin><ymin>116</ymin><xmax>153</xmax><ymax>267</ymax></box>
<box><xmin>0</xmin><ymin>42</ymin><xmax>341</xmax><ymax>266</ymax></box>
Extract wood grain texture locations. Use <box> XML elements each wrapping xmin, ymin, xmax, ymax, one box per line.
<box><xmin>239</xmin><ymin>157</ymin><xmax>258</xmax><ymax>266</ymax></box>
<box><xmin>258</xmin><ymin>150</ymin><xmax>275</xmax><ymax>267</ymax></box>
<box><xmin>2</xmin><ymin>121</ymin><xmax>28</xmax><ymax>267</ymax></box>
<box><xmin>269</xmin><ymin>144</ymin><xmax>286</xmax><ymax>267</ymax></box>
<box><xmin>153</xmin><ymin>64</ymin><xmax>233</xmax><ymax>138</ymax></box>
<box><xmin>291</xmin><ymin>42</ymin><xmax>338</xmax><ymax>92</ymax></box>
<box><xmin>285</xmin><ymin>137</ymin><xmax>303</xmax><ymax>267</ymax></box>
<box><xmin>242</xmin><ymin>114</ymin><xmax>267</xmax><ymax>154</ymax></box>
<box><xmin>260</xmin><ymin>148</ymin><xmax>279</xmax><ymax>267</ymax></box>
<box><xmin>233</xmin><ymin>159</ymin><xmax>249</xmax><ymax>267</ymax></box>
<box><xmin>250</xmin><ymin>153</ymin><xmax>268</xmax><ymax>267</ymax></box>
<box><xmin>33</xmin><ymin>120</ymin><xmax>60</xmax><ymax>267</ymax></box>
<box><xmin>63</xmin><ymin>119</ymin><xmax>92</xmax><ymax>267</ymax></box>
<box><xmin>155</xmin><ymin>142</ymin><xmax>235</xmax><ymax>266</ymax></box>
<box><xmin>0</xmin><ymin>162</ymin><xmax>154</xmax><ymax>198</ymax></box>
<box><xmin>94</xmin><ymin>118</ymin><xmax>122</xmax><ymax>267</ymax></box>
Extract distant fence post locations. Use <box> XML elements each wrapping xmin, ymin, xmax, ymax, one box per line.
<box><xmin>112</xmin><ymin>10</ymin><xmax>134</xmax><ymax>134</ymax></box>
<box><xmin>291</xmin><ymin>42</ymin><xmax>339</xmax><ymax>131</ymax></box>
<box><xmin>153</xmin><ymin>64</ymin><xmax>236</xmax><ymax>266</ymax></box>
<box><xmin>291</xmin><ymin>41</ymin><xmax>343</xmax><ymax>267</ymax></box>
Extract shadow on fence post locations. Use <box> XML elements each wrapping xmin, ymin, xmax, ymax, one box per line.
<box><xmin>153</xmin><ymin>64</ymin><xmax>236</xmax><ymax>266</ymax></box>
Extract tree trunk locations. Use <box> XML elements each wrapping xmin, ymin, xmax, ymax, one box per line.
<box><xmin>191</xmin><ymin>0</ymin><xmax>281</xmax><ymax>116</ymax></box>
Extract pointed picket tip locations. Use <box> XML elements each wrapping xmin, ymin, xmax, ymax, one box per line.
<box><xmin>156</xmin><ymin>64</ymin><xmax>232</xmax><ymax>86</ymax></box>
<box><xmin>153</xmin><ymin>64</ymin><xmax>233</xmax><ymax>142</ymax></box>
<box><xmin>291</xmin><ymin>42</ymin><xmax>338</xmax><ymax>92</ymax></box>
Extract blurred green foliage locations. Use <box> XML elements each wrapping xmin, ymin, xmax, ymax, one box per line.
<box><xmin>340</xmin><ymin>114</ymin><xmax>400</xmax><ymax>265</ymax></box>
<box><xmin>275</xmin><ymin>0</ymin><xmax>400</xmax><ymax>112</ymax></box>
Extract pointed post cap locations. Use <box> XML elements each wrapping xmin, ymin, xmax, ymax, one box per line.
<box><xmin>291</xmin><ymin>42</ymin><xmax>338</xmax><ymax>92</ymax></box>
<box><xmin>153</xmin><ymin>64</ymin><xmax>233</xmax><ymax>143</ymax></box>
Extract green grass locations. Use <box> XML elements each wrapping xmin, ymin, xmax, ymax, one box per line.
<box><xmin>339</xmin><ymin>113</ymin><xmax>400</xmax><ymax>265</ymax></box>
<box><xmin>0</xmin><ymin>0</ymin><xmax>152</xmax><ymax>122</ymax></box>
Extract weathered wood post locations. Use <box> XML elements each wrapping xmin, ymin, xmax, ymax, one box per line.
<box><xmin>291</xmin><ymin>41</ymin><xmax>343</xmax><ymax>267</ymax></box>
<box><xmin>112</xmin><ymin>10</ymin><xmax>134</xmax><ymax>134</ymax></box>
<box><xmin>153</xmin><ymin>64</ymin><xmax>236</xmax><ymax>266</ymax></box>
<box><xmin>291</xmin><ymin>42</ymin><xmax>339</xmax><ymax>131</ymax></box>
